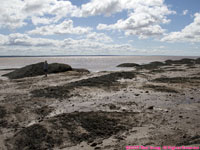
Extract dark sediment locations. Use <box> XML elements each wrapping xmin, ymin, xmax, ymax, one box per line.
<box><xmin>34</xmin><ymin>106</ymin><xmax>54</xmax><ymax>118</ymax></box>
<box><xmin>167</xmin><ymin>69</ymin><xmax>185</xmax><ymax>72</ymax></box>
<box><xmin>149</xmin><ymin>69</ymin><xmax>165</xmax><ymax>73</ymax></box>
<box><xmin>177</xmin><ymin>135</ymin><xmax>200</xmax><ymax>146</ymax></box>
<box><xmin>143</xmin><ymin>84</ymin><xmax>178</xmax><ymax>93</ymax></box>
<box><xmin>31</xmin><ymin>71</ymin><xmax>136</xmax><ymax>99</ymax></box>
<box><xmin>0</xmin><ymin>106</ymin><xmax>6</xmax><ymax>118</ymax></box>
<box><xmin>7</xmin><ymin>124</ymin><xmax>60</xmax><ymax>150</ymax></box>
<box><xmin>152</xmin><ymin>77</ymin><xmax>200</xmax><ymax>83</ymax></box>
<box><xmin>7</xmin><ymin>112</ymin><xmax>138</xmax><ymax>150</ymax></box>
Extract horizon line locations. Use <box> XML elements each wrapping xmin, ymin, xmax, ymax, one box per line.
<box><xmin>0</xmin><ymin>55</ymin><xmax>199</xmax><ymax>57</ymax></box>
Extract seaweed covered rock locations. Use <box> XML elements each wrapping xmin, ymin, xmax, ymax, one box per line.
<box><xmin>117</xmin><ymin>61</ymin><xmax>166</xmax><ymax>70</ymax></box>
<box><xmin>3</xmin><ymin>62</ymin><xmax>72</xmax><ymax>79</ymax></box>
<box><xmin>165</xmin><ymin>58</ymin><xmax>196</xmax><ymax>65</ymax></box>
<box><xmin>117</xmin><ymin>57</ymin><xmax>200</xmax><ymax>71</ymax></box>
<box><xmin>138</xmin><ymin>61</ymin><xmax>166</xmax><ymax>70</ymax></box>
<box><xmin>117</xmin><ymin>63</ymin><xmax>140</xmax><ymax>68</ymax></box>
<box><xmin>195</xmin><ymin>58</ymin><xmax>200</xmax><ymax>64</ymax></box>
<box><xmin>72</xmin><ymin>68</ymin><xmax>90</xmax><ymax>73</ymax></box>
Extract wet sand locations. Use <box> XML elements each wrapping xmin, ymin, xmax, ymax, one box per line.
<box><xmin>0</xmin><ymin>61</ymin><xmax>200</xmax><ymax>150</ymax></box>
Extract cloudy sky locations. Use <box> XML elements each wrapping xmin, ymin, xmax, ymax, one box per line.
<box><xmin>0</xmin><ymin>0</ymin><xmax>200</xmax><ymax>56</ymax></box>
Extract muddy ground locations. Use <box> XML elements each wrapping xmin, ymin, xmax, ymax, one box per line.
<box><xmin>0</xmin><ymin>60</ymin><xmax>200</xmax><ymax>150</ymax></box>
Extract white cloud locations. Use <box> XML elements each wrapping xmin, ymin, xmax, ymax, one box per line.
<box><xmin>31</xmin><ymin>16</ymin><xmax>54</xmax><ymax>25</ymax></box>
<box><xmin>86</xmin><ymin>32</ymin><xmax>113</xmax><ymax>43</ymax></box>
<box><xmin>80</xmin><ymin>0</ymin><xmax>122</xmax><ymax>17</ymax></box>
<box><xmin>0</xmin><ymin>0</ymin><xmax>27</xmax><ymax>29</ymax></box>
<box><xmin>182</xmin><ymin>10</ymin><xmax>188</xmax><ymax>16</ymax></box>
<box><xmin>28</xmin><ymin>20</ymin><xmax>92</xmax><ymax>35</ymax></box>
<box><xmin>0</xmin><ymin>34</ymin><xmax>8</xmax><ymax>45</ymax></box>
<box><xmin>0</xmin><ymin>0</ymin><xmax>175</xmax><ymax>30</ymax></box>
<box><xmin>3</xmin><ymin>33</ymin><xmax>60</xmax><ymax>47</ymax></box>
<box><xmin>0</xmin><ymin>33</ymin><xmax>137</xmax><ymax>55</ymax></box>
<box><xmin>161</xmin><ymin>13</ymin><xmax>200</xmax><ymax>43</ymax></box>
<box><xmin>79</xmin><ymin>0</ymin><xmax>172</xmax><ymax>17</ymax></box>
<box><xmin>0</xmin><ymin>0</ymin><xmax>81</xmax><ymax>29</ymax></box>
<box><xmin>96</xmin><ymin>0</ymin><xmax>175</xmax><ymax>38</ymax></box>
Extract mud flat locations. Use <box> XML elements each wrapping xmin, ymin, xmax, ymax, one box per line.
<box><xmin>0</xmin><ymin>58</ymin><xmax>200</xmax><ymax>150</ymax></box>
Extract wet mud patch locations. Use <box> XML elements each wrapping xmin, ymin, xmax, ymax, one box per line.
<box><xmin>34</xmin><ymin>106</ymin><xmax>54</xmax><ymax>118</ymax></box>
<box><xmin>167</xmin><ymin>69</ymin><xmax>185</xmax><ymax>72</ymax></box>
<box><xmin>152</xmin><ymin>77</ymin><xmax>200</xmax><ymax>84</ymax></box>
<box><xmin>177</xmin><ymin>135</ymin><xmax>200</xmax><ymax>146</ymax></box>
<box><xmin>48</xmin><ymin>112</ymin><xmax>138</xmax><ymax>144</ymax></box>
<box><xmin>149</xmin><ymin>69</ymin><xmax>165</xmax><ymax>74</ymax></box>
<box><xmin>0</xmin><ymin>105</ymin><xmax>23</xmax><ymax>129</ymax></box>
<box><xmin>7</xmin><ymin>112</ymin><xmax>140</xmax><ymax>150</ymax></box>
<box><xmin>143</xmin><ymin>84</ymin><xmax>178</xmax><ymax>93</ymax></box>
<box><xmin>6</xmin><ymin>124</ymin><xmax>61</xmax><ymax>150</ymax></box>
<box><xmin>0</xmin><ymin>106</ymin><xmax>6</xmax><ymax>118</ymax></box>
<box><xmin>0</xmin><ymin>106</ymin><xmax>7</xmax><ymax>128</ymax></box>
<box><xmin>31</xmin><ymin>71</ymin><xmax>136</xmax><ymax>99</ymax></box>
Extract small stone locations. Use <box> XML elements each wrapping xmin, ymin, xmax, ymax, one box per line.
<box><xmin>91</xmin><ymin>142</ymin><xmax>97</xmax><ymax>147</ymax></box>
<box><xmin>147</xmin><ymin>106</ymin><xmax>154</xmax><ymax>110</ymax></box>
<box><xmin>109</xmin><ymin>104</ymin><xmax>117</xmax><ymax>110</ymax></box>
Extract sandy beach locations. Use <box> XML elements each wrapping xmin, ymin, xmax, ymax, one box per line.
<box><xmin>0</xmin><ymin>59</ymin><xmax>200</xmax><ymax>150</ymax></box>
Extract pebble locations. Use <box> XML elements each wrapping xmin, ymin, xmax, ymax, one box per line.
<box><xmin>91</xmin><ymin>142</ymin><xmax>97</xmax><ymax>147</ymax></box>
<box><xmin>147</xmin><ymin>106</ymin><xmax>154</xmax><ymax>110</ymax></box>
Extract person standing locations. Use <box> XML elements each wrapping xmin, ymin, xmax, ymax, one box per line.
<box><xmin>43</xmin><ymin>60</ymin><xmax>48</xmax><ymax>77</ymax></box>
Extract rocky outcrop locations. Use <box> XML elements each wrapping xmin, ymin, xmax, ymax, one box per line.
<box><xmin>3</xmin><ymin>62</ymin><xmax>73</xmax><ymax>79</ymax></box>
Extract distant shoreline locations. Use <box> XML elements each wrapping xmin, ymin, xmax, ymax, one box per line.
<box><xmin>0</xmin><ymin>55</ymin><xmax>199</xmax><ymax>58</ymax></box>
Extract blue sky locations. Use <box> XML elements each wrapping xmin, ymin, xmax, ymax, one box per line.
<box><xmin>0</xmin><ymin>0</ymin><xmax>200</xmax><ymax>56</ymax></box>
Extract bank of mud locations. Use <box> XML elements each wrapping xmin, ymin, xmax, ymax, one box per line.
<box><xmin>0</xmin><ymin>58</ymin><xmax>200</xmax><ymax>150</ymax></box>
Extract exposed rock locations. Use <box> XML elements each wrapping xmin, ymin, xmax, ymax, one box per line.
<box><xmin>90</xmin><ymin>142</ymin><xmax>98</xmax><ymax>147</ymax></box>
<box><xmin>72</xmin><ymin>68</ymin><xmax>90</xmax><ymax>73</ymax></box>
<box><xmin>3</xmin><ymin>62</ymin><xmax>73</xmax><ymax>79</ymax></box>
<box><xmin>117</xmin><ymin>63</ymin><xmax>140</xmax><ymax>68</ymax></box>
<box><xmin>165</xmin><ymin>58</ymin><xmax>196</xmax><ymax>65</ymax></box>
<box><xmin>117</xmin><ymin>58</ymin><xmax>200</xmax><ymax>71</ymax></box>
<box><xmin>138</xmin><ymin>61</ymin><xmax>166</xmax><ymax>70</ymax></box>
